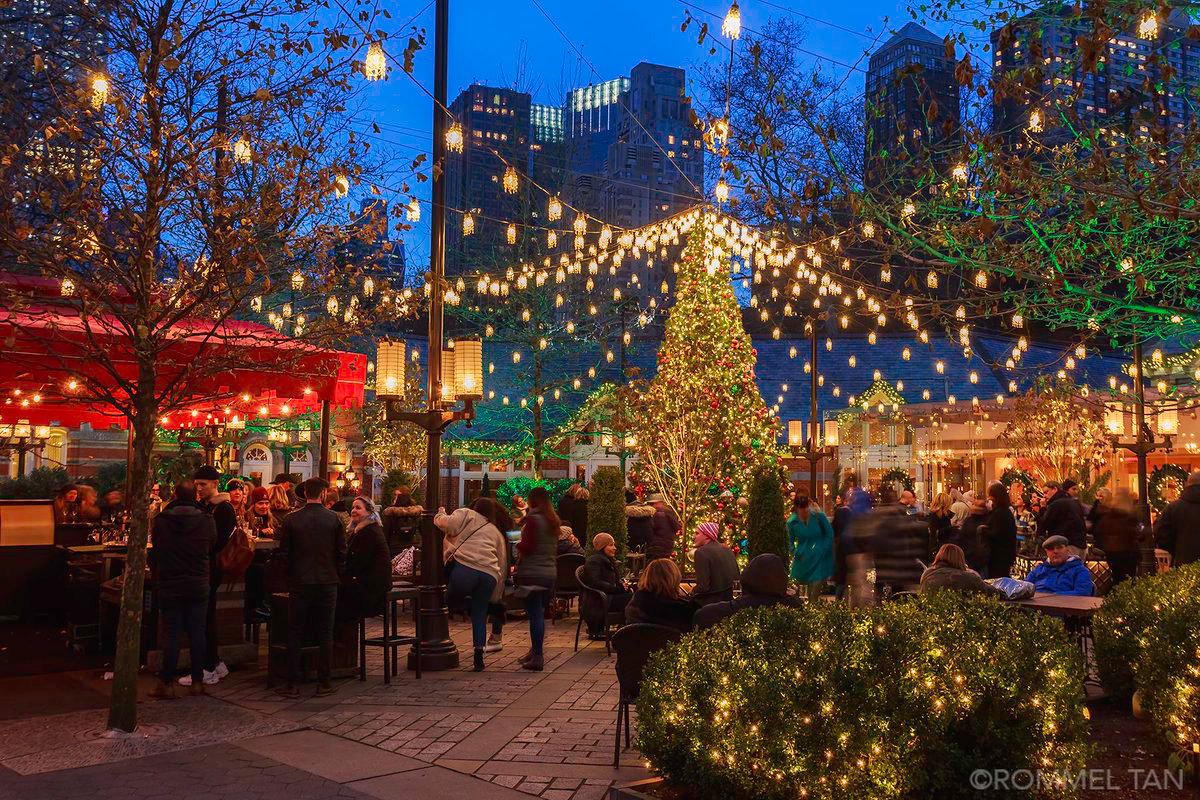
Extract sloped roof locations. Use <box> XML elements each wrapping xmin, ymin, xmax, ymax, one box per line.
<box><xmin>880</xmin><ymin>21</ymin><xmax>943</xmax><ymax>50</ymax></box>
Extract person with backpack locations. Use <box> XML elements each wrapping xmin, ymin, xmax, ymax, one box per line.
<box><xmin>149</xmin><ymin>481</ymin><xmax>216</xmax><ymax>699</ymax></box>
<box><xmin>188</xmin><ymin>465</ymin><xmax>239</xmax><ymax>686</ymax></box>
<box><xmin>276</xmin><ymin>477</ymin><xmax>347</xmax><ymax>698</ymax></box>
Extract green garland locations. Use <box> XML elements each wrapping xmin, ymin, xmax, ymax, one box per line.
<box><xmin>880</xmin><ymin>467</ymin><xmax>914</xmax><ymax>493</ymax></box>
<box><xmin>1149</xmin><ymin>464</ymin><xmax>1190</xmax><ymax>513</ymax></box>
<box><xmin>999</xmin><ymin>466</ymin><xmax>1037</xmax><ymax>504</ymax></box>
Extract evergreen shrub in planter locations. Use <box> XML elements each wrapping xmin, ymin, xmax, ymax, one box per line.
<box><xmin>637</xmin><ymin>596</ymin><xmax>1089</xmax><ymax>800</ymax></box>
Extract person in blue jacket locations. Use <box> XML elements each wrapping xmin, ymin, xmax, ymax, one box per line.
<box><xmin>1025</xmin><ymin>535</ymin><xmax>1094</xmax><ymax>596</ymax></box>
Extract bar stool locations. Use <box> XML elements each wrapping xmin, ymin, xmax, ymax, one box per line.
<box><xmin>360</xmin><ymin>585</ymin><xmax>421</xmax><ymax>683</ymax></box>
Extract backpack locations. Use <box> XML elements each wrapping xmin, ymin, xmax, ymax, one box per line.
<box><xmin>217</xmin><ymin>527</ymin><xmax>255</xmax><ymax>585</ymax></box>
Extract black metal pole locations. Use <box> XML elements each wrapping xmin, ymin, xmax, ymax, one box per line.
<box><xmin>410</xmin><ymin>0</ymin><xmax>459</xmax><ymax>671</ymax></box>
<box><xmin>1133</xmin><ymin>340</ymin><xmax>1155</xmax><ymax>575</ymax></box>
<box><xmin>809</xmin><ymin>319</ymin><xmax>819</xmax><ymax>501</ymax></box>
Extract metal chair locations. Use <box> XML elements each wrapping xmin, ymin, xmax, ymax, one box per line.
<box><xmin>360</xmin><ymin>585</ymin><xmax>421</xmax><ymax>683</ymax></box>
<box><xmin>611</xmin><ymin>623</ymin><xmax>683</xmax><ymax>767</ymax></box>
<box><xmin>575</xmin><ymin>565</ymin><xmax>625</xmax><ymax>655</ymax></box>
<box><xmin>553</xmin><ymin>553</ymin><xmax>586</xmax><ymax>621</ymax></box>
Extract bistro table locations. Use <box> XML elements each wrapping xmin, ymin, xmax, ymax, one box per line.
<box><xmin>1010</xmin><ymin>592</ymin><xmax>1103</xmax><ymax>687</ymax></box>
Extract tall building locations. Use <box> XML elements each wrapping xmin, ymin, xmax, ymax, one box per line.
<box><xmin>565</xmin><ymin>76</ymin><xmax>629</xmax><ymax>174</ymax></box>
<box><xmin>864</xmin><ymin>22</ymin><xmax>961</xmax><ymax>189</ymax></box>
<box><xmin>444</xmin><ymin>85</ymin><xmax>532</xmax><ymax>275</ymax></box>
<box><xmin>991</xmin><ymin>5</ymin><xmax>1200</xmax><ymax>148</ymax></box>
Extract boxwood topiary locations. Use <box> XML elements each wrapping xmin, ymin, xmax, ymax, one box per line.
<box><xmin>637</xmin><ymin>595</ymin><xmax>1089</xmax><ymax>800</ymax></box>
<box><xmin>587</xmin><ymin>466</ymin><xmax>628</xmax><ymax>556</ymax></box>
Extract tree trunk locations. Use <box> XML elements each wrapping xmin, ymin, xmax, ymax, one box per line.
<box><xmin>107</xmin><ymin>388</ymin><xmax>158</xmax><ymax>733</ymax></box>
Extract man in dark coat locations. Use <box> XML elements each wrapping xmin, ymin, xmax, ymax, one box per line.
<box><xmin>624</xmin><ymin>491</ymin><xmax>655</xmax><ymax>552</ymax></box>
<box><xmin>192</xmin><ymin>464</ymin><xmax>237</xmax><ymax>684</ymax></box>
<box><xmin>277</xmin><ymin>477</ymin><xmax>347</xmax><ymax>697</ymax></box>
<box><xmin>150</xmin><ymin>481</ymin><xmax>216</xmax><ymax>698</ymax></box>
<box><xmin>1156</xmin><ymin>471</ymin><xmax>1200</xmax><ymax>568</ymax></box>
<box><xmin>694</xmin><ymin>554</ymin><xmax>800</xmax><ymax>630</ymax></box>
<box><xmin>870</xmin><ymin>488</ymin><xmax>927</xmax><ymax>596</ymax></box>
<box><xmin>646</xmin><ymin>494</ymin><xmax>680</xmax><ymax>560</ymax></box>
<box><xmin>1041</xmin><ymin>478</ymin><xmax>1087</xmax><ymax>556</ymax></box>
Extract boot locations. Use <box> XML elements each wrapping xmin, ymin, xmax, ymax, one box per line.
<box><xmin>522</xmin><ymin>653</ymin><xmax>544</xmax><ymax>672</ymax></box>
<box><xmin>473</xmin><ymin>648</ymin><xmax>485</xmax><ymax>672</ymax></box>
<box><xmin>149</xmin><ymin>680</ymin><xmax>176</xmax><ymax>700</ymax></box>
<box><xmin>517</xmin><ymin>649</ymin><xmax>533</xmax><ymax>665</ymax></box>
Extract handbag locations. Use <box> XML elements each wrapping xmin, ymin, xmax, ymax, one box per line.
<box><xmin>991</xmin><ymin>576</ymin><xmax>1036</xmax><ymax>600</ymax></box>
<box><xmin>217</xmin><ymin>527</ymin><xmax>255</xmax><ymax>586</ymax></box>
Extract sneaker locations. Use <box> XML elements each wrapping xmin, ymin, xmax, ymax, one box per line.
<box><xmin>482</xmin><ymin>642</ymin><xmax>503</xmax><ymax>654</ymax></box>
<box><xmin>179</xmin><ymin>669</ymin><xmax>218</xmax><ymax>686</ymax></box>
<box><xmin>213</xmin><ymin>661</ymin><xmax>229</xmax><ymax>679</ymax></box>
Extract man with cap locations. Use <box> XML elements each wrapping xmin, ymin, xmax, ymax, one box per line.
<box><xmin>1024</xmin><ymin>535</ymin><xmax>1094</xmax><ymax>596</ymax></box>
<box><xmin>1040</xmin><ymin>479</ymin><xmax>1087</xmax><ymax>557</ymax></box>
<box><xmin>691</xmin><ymin>521</ymin><xmax>740</xmax><ymax>605</ymax></box>
<box><xmin>645</xmin><ymin>494</ymin><xmax>680</xmax><ymax>561</ymax></box>
<box><xmin>185</xmin><ymin>465</ymin><xmax>237</xmax><ymax>685</ymax></box>
<box><xmin>581</xmin><ymin>532</ymin><xmax>631</xmax><ymax>638</ymax></box>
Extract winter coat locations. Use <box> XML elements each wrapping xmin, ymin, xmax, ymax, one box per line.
<box><xmin>436</xmin><ymin>507</ymin><xmax>508</xmax><ymax>602</ymax></box>
<box><xmin>1096</xmin><ymin>508</ymin><xmax>1140</xmax><ymax>556</ymax></box>
<box><xmin>1025</xmin><ymin>556</ymin><xmax>1094</xmax><ymax>596</ymax></box>
<box><xmin>1041</xmin><ymin>493</ymin><xmax>1087</xmax><ymax>549</ymax></box>
<box><xmin>151</xmin><ymin>502</ymin><xmax>216</xmax><ymax>603</ymax></box>
<box><xmin>871</xmin><ymin>505</ymin><xmax>927</xmax><ymax>592</ymax></box>
<box><xmin>279</xmin><ymin>503</ymin><xmax>347</xmax><ymax>586</ymax></box>
<box><xmin>516</xmin><ymin>509</ymin><xmax>558</xmax><ymax>582</ymax></box>
<box><xmin>693</xmin><ymin>554</ymin><xmax>800</xmax><ymax>630</ymax></box>
<box><xmin>985</xmin><ymin>506</ymin><xmax>1018</xmax><ymax>578</ymax></box>
<box><xmin>582</xmin><ymin>552</ymin><xmax>623</xmax><ymax>595</ymax></box>
<box><xmin>625</xmin><ymin>503</ymin><xmax>655</xmax><ymax>551</ymax></box>
<box><xmin>625</xmin><ymin>589</ymin><xmax>697</xmax><ymax>633</ymax></box>
<box><xmin>557</xmin><ymin>494</ymin><xmax>589</xmax><ymax>543</ymax></box>
<box><xmin>832</xmin><ymin>505</ymin><xmax>853</xmax><ymax>585</ymax></box>
<box><xmin>928</xmin><ymin>511</ymin><xmax>954</xmax><ymax>550</ymax></box>
<box><xmin>646</xmin><ymin>506</ymin><xmax>681</xmax><ymax>560</ymax></box>
<box><xmin>692</xmin><ymin>541</ymin><xmax>740</xmax><ymax>603</ymax></box>
<box><xmin>344</xmin><ymin>521</ymin><xmax>391</xmax><ymax>617</ymax></box>
<box><xmin>201</xmin><ymin>492</ymin><xmax>238</xmax><ymax>584</ymax></box>
<box><xmin>787</xmin><ymin>509</ymin><xmax>834</xmax><ymax>583</ymax></box>
<box><xmin>957</xmin><ymin>511</ymin><xmax>989</xmax><ymax>572</ymax></box>
<box><xmin>1155</xmin><ymin>484</ymin><xmax>1200</xmax><ymax>567</ymax></box>
<box><xmin>919</xmin><ymin>563</ymin><xmax>1004</xmax><ymax>597</ymax></box>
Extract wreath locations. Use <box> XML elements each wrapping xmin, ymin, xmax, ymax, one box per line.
<box><xmin>880</xmin><ymin>468</ymin><xmax>915</xmax><ymax>493</ymax></box>
<box><xmin>999</xmin><ymin>467</ymin><xmax>1037</xmax><ymax>504</ymax></box>
<box><xmin>1149</xmin><ymin>464</ymin><xmax>1190</xmax><ymax>512</ymax></box>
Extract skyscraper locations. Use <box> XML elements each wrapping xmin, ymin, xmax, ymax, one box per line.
<box><xmin>444</xmin><ymin>84</ymin><xmax>532</xmax><ymax>275</ymax></box>
<box><xmin>991</xmin><ymin>6</ymin><xmax>1200</xmax><ymax>148</ymax></box>
<box><xmin>863</xmin><ymin>22</ymin><xmax>960</xmax><ymax>190</ymax></box>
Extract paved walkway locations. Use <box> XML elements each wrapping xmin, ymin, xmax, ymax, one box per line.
<box><xmin>0</xmin><ymin>615</ymin><xmax>648</xmax><ymax>800</ymax></box>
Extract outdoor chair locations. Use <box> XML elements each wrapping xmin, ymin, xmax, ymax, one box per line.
<box><xmin>360</xmin><ymin>585</ymin><xmax>421</xmax><ymax>683</ymax></box>
<box><xmin>575</xmin><ymin>565</ymin><xmax>625</xmax><ymax>655</ymax></box>
<box><xmin>553</xmin><ymin>553</ymin><xmax>585</xmax><ymax>622</ymax></box>
<box><xmin>611</xmin><ymin>623</ymin><xmax>684</xmax><ymax>768</ymax></box>
<box><xmin>1155</xmin><ymin>548</ymin><xmax>1173</xmax><ymax>573</ymax></box>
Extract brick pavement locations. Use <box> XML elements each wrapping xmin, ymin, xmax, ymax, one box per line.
<box><xmin>0</xmin><ymin>613</ymin><xmax>650</xmax><ymax>800</ymax></box>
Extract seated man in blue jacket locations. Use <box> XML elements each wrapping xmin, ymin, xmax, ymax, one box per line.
<box><xmin>1025</xmin><ymin>535</ymin><xmax>1093</xmax><ymax>596</ymax></box>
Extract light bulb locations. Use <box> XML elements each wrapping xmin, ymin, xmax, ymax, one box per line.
<box><xmin>364</xmin><ymin>42</ymin><xmax>387</xmax><ymax>80</ymax></box>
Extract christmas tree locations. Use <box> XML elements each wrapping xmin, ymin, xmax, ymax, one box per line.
<box><xmin>633</xmin><ymin>218</ymin><xmax>781</xmax><ymax>553</ymax></box>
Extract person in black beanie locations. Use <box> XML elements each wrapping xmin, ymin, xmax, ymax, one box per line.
<box><xmin>185</xmin><ymin>464</ymin><xmax>237</xmax><ymax>686</ymax></box>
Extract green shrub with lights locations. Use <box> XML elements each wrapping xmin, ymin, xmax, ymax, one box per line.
<box><xmin>1094</xmin><ymin>563</ymin><xmax>1200</xmax><ymax>753</ymax></box>
<box><xmin>636</xmin><ymin>596</ymin><xmax>1089</xmax><ymax>800</ymax></box>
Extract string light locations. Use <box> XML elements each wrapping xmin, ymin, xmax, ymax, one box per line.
<box><xmin>446</xmin><ymin>121</ymin><xmax>464</xmax><ymax>153</ymax></box>
<box><xmin>721</xmin><ymin>1</ymin><xmax>741</xmax><ymax>39</ymax></box>
<box><xmin>502</xmin><ymin>165</ymin><xmax>519</xmax><ymax>194</ymax></box>
<box><xmin>406</xmin><ymin>197</ymin><xmax>421</xmax><ymax>222</ymax></box>
<box><xmin>364</xmin><ymin>41</ymin><xmax>387</xmax><ymax>80</ymax></box>
<box><xmin>90</xmin><ymin>73</ymin><xmax>108</xmax><ymax>108</ymax></box>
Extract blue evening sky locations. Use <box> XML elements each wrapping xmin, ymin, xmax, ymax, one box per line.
<box><xmin>350</xmin><ymin>0</ymin><xmax>924</xmax><ymax>270</ymax></box>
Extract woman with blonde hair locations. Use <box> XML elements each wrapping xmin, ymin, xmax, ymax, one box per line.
<box><xmin>624</xmin><ymin>558</ymin><xmax>697</xmax><ymax>632</ymax></box>
<box><xmin>919</xmin><ymin>544</ymin><xmax>1003</xmax><ymax>596</ymax></box>
<box><xmin>927</xmin><ymin>492</ymin><xmax>954</xmax><ymax>554</ymax></box>
<box><xmin>268</xmin><ymin>483</ymin><xmax>293</xmax><ymax>529</ymax></box>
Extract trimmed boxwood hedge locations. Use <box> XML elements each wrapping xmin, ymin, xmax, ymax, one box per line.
<box><xmin>637</xmin><ymin>595</ymin><xmax>1090</xmax><ymax>800</ymax></box>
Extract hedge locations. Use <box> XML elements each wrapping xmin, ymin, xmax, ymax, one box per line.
<box><xmin>586</xmin><ymin>466</ymin><xmax>627</xmax><ymax>556</ymax></box>
<box><xmin>746</xmin><ymin>467</ymin><xmax>788</xmax><ymax>562</ymax></box>
<box><xmin>637</xmin><ymin>596</ymin><xmax>1089</xmax><ymax>800</ymax></box>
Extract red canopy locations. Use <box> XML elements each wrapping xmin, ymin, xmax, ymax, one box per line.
<box><xmin>0</xmin><ymin>307</ymin><xmax>366</xmax><ymax>431</ymax></box>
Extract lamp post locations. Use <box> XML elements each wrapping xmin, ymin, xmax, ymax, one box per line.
<box><xmin>178</xmin><ymin>420</ymin><xmax>242</xmax><ymax>467</ymax></box>
<box><xmin>787</xmin><ymin>318</ymin><xmax>837</xmax><ymax>504</ymax></box>
<box><xmin>1108</xmin><ymin>341</ymin><xmax>1174</xmax><ymax>575</ymax></box>
<box><xmin>0</xmin><ymin>424</ymin><xmax>51</xmax><ymax>475</ymax></box>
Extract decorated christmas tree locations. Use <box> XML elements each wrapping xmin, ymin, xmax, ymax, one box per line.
<box><xmin>633</xmin><ymin>219</ymin><xmax>781</xmax><ymax>553</ymax></box>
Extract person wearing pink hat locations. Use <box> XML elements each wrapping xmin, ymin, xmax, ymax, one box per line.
<box><xmin>691</xmin><ymin>521</ymin><xmax>739</xmax><ymax>605</ymax></box>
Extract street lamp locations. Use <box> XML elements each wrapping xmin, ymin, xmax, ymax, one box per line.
<box><xmin>0</xmin><ymin>424</ymin><xmax>51</xmax><ymax>475</ymax></box>
<box><xmin>178</xmin><ymin>420</ymin><xmax>239</xmax><ymax>467</ymax></box>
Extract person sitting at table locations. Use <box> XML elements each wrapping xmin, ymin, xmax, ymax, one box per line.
<box><xmin>691</xmin><ymin>521</ymin><xmax>739</xmax><ymax>605</ymax></box>
<box><xmin>624</xmin><ymin>558</ymin><xmax>697</xmax><ymax>633</ymax></box>
<box><xmin>77</xmin><ymin>484</ymin><xmax>103</xmax><ymax>523</ymax></box>
<box><xmin>582</xmin><ymin>532</ymin><xmax>631</xmax><ymax>638</ymax></box>
<box><xmin>694</xmin><ymin>554</ymin><xmax>800</xmax><ymax>630</ymax></box>
<box><xmin>920</xmin><ymin>544</ymin><xmax>1004</xmax><ymax>597</ymax></box>
<box><xmin>54</xmin><ymin>484</ymin><xmax>81</xmax><ymax>524</ymax></box>
<box><xmin>246</xmin><ymin>486</ymin><xmax>275</xmax><ymax>537</ymax></box>
<box><xmin>268</xmin><ymin>483</ymin><xmax>293</xmax><ymax>530</ymax></box>
<box><xmin>645</xmin><ymin>494</ymin><xmax>681</xmax><ymax>561</ymax></box>
<box><xmin>226</xmin><ymin>480</ymin><xmax>246</xmax><ymax>525</ymax></box>
<box><xmin>437</xmin><ymin>497</ymin><xmax>510</xmax><ymax>671</ymax></box>
<box><xmin>1024</xmin><ymin>535</ymin><xmax>1094</xmax><ymax>596</ymax></box>
<box><xmin>341</xmin><ymin>497</ymin><xmax>390</xmax><ymax>622</ymax></box>
<box><xmin>556</xmin><ymin>526</ymin><xmax>584</xmax><ymax>556</ymax></box>
<box><xmin>149</xmin><ymin>480</ymin><xmax>216</xmax><ymax>700</ymax></box>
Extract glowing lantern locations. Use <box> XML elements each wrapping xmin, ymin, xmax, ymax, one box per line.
<box><xmin>364</xmin><ymin>42</ymin><xmax>387</xmax><ymax>80</ymax></box>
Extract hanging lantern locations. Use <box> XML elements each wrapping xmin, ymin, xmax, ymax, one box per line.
<box><xmin>713</xmin><ymin>118</ymin><xmax>729</xmax><ymax>144</ymax></box>
<box><xmin>548</xmin><ymin>195</ymin><xmax>563</xmax><ymax>221</ymax></box>
<box><xmin>547</xmin><ymin>230</ymin><xmax>557</xmax><ymax>248</ymax></box>
<box><xmin>446</xmin><ymin>121</ymin><xmax>464</xmax><ymax>153</ymax></box>
<box><xmin>926</xmin><ymin>271</ymin><xmax>938</xmax><ymax>289</ymax></box>
<box><xmin>326</xmin><ymin>295</ymin><xmax>339</xmax><ymax>316</ymax></box>
<box><xmin>506</xmin><ymin>223</ymin><xmax>517</xmax><ymax>245</ymax></box>
<box><xmin>333</xmin><ymin>174</ymin><xmax>349</xmax><ymax>198</ymax></box>
<box><xmin>250</xmin><ymin>295</ymin><xmax>262</xmax><ymax>312</ymax></box>
<box><xmin>901</xmin><ymin>199</ymin><xmax>916</xmax><ymax>221</ymax></box>
<box><xmin>363</xmin><ymin>276</ymin><xmax>375</xmax><ymax>297</ymax></box>
<box><xmin>406</xmin><ymin>197</ymin><xmax>421</xmax><ymax>222</ymax></box>
<box><xmin>290</xmin><ymin>270</ymin><xmax>304</xmax><ymax>290</ymax></box>
<box><xmin>715</xmin><ymin>178</ymin><xmax>730</xmax><ymax>204</ymax></box>
<box><xmin>462</xmin><ymin>212</ymin><xmax>475</xmax><ymax>237</ymax></box>
<box><xmin>233</xmin><ymin>136</ymin><xmax>253</xmax><ymax>164</ymax></box>
<box><xmin>454</xmin><ymin>335</ymin><xmax>483</xmax><ymax>400</ymax></box>
<box><xmin>1137</xmin><ymin>10</ymin><xmax>1159</xmax><ymax>39</ymax></box>
<box><xmin>573</xmin><ymin>214</ymin><xmax>587</xmax><ymax>236</ymax></box>
<box><xmin>376</xmin><ymin>340</ymin><xmax>405</xmax><ymax>398</ymax></box>
<box><xmin>862</xmin><ymin>221</ymin><xmax>875</xmax><ymax>238</ymax></box>
<box><xmin>60</xmin><ymin>277</ymin><xmax>76</xmax><ymax>296</ymax></box>
<box><xmin>364</xmin><ymin>41</ymin><xmax>387</xmax><ymax>80</ymax></box>
<box><xmin>502</xmin><ymin>165</ymin><xmax>519</xmax><ymax>194</ymax></box>
<box><xmin>902</xmin><ymin>347</ymin><xmax>911</xmax><ymax>361</ymax></box>
<box><xmin>951</xmin><ymin>163</ymin><xmax>967</xmax><ymax>183</ymax></box>
<box><xmin>722</xmin><ymin>1</ymin><xmax>741</xmax><ymax>39</ymax></box>
<box><xmin>599</xmin><ymin>225</ymin><xmax>612</xmax><ymax>249</ymax></box>
<box><xmin>90</xmin><ymin>73</ymin><xmax>108</xmax><ymax>109</ymax></box>
<box><xmin>1028</xmin><ymin>108</ymin><xmax>1043</xmax><ymax>133</ymax></box>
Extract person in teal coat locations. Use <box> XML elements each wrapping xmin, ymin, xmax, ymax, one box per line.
<box><xmin>787</xmin><ymin>493</ymin><xmax>834</xmax><ymax>598</ymax></box>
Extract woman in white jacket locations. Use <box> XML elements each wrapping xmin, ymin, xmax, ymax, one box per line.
<box><xmin>436</xmin><ymin>497</ymin><xmax>510</xmax><ymax>671</ymax></box>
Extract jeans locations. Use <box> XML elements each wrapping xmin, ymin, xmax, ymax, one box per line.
<box><xmin>446</xmin><ymin>564</ymin><xmax>497</xmax><ymax>650</ymax></box>
<box><xmin>161</xmin><ymin>596</ymin><xmax>207</xmax><ymax>683</ymax></box>
<box><xmin>519</xmin><ymin>577</ymin><xmax>555</xmax><ymax>656</ymax></box>
<box><xmin>287</xmin><ymin>583</ymin><xmax>338</xmax><ymax>684</ymax></box>
<box><xmin>488</xmin><ymin>603</ymin><xmax>505</xmax><ymax>637</ymax></box>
